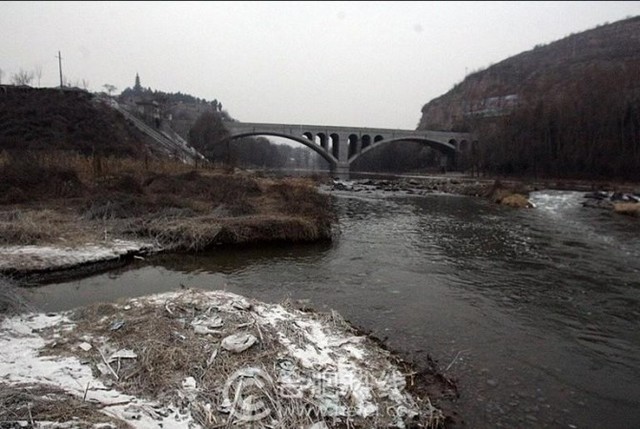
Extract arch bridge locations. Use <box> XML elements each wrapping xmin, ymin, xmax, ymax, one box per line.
<box><xmin>224</xmin><ymin>121</ymin><xmax>475</xmax><ymax>176</ymax></box>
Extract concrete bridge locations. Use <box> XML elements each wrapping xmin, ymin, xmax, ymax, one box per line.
<box><xmin>223</xmin><ymin>121</ymin><xmax>475</xmax><ymax>175</ymax></box>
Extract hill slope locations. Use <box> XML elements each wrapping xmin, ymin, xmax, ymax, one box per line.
<box><xmin>0</xmin><ymin>86</ymin><xmax>163</xmax><ymax>159</ymax></box>
<box><xmin>418</xmin><ymin>16</ymin><xmax>640</xmax><ymax>181</ymax></box>
<box><xmin>418</xmin><ymin>16</ymin><xmax>640</xmax><ymax>132</ymax></box>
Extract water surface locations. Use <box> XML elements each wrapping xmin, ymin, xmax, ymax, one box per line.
<box><xmin>25</xmin><ymin>189</ymin><xmax>640</xmax><ymax>428</ymax></box>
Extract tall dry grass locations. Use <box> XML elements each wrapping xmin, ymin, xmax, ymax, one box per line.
<box><xmin>0</xmin><ymin>151</ymin><xmax>337</xmax><ymax>250</ymax></box>
<box><xmin>613</xmin><ymin>202</ymin><xmax>640</xmax><ymax>217</ymax></box>
<box><xmin>0</xmin><ymin>275</ymin><xmax>32</xmax><ymax>316</ymax></box>
<box><xmin>0</xmin><ymin>149</ymin><xmax>210</xmax><ymax>183</ymax></box>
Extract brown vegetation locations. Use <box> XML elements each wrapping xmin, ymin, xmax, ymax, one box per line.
<box><xmin>613</xmin><ymin>202</ymin><xmax>640</xmax><ymax>217</ymax></box>
<box><xmin>0</xmin><ymin>152</ymin><xmax>336</xmax><ymax>260</ymax></box>
<box><xmin>32</xmin><ymin>289</ymin><xmax>446</xmax><ymax>428</ymax></box>
<box><xmin>483</xmin><ymin>180</ymin><xmax>534</xmax><ymax>208</ymax></box>
<box><xmin>0</xmin><ymin>87</ymin><xmax>154</xmax><ymax>158</ymax></box>
<box><xmin>0</xmin><ymin>83</ymin><xmax>336</xmax><ymax>274</ymax></box>
<box><xmin>0</xmin><ymin>383</ymin><xmax>124</xmax><ymax>428</ymax></box>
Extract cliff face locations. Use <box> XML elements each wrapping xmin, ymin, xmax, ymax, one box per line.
<box><xmin>418</xmin><ymin>16</ymin><xmax>640</xmax><ymax>132</ymax></box>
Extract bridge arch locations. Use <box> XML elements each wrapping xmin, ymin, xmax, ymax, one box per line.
<box><xmin>316</xmin><ymin>133</ymin><xmax>329</xmax><ymax>150</ymax></box>
<box><xmin>350</xmin><ymin>136</ymin><xmax>457</xmax><ymax>163</ymax></box>
<box><xmin>228</xmin><ymin>132</ymin><xmax>338</xmax><ymax>166</ymax></box>
<box><xmin>223</xmin><ymin>121</ymin><xmax>474</xmax><ymax>176</ymax></box>
<box><xmin>362</xmin><ymin>134</ymin><xmax>372</xmax><ymax>150</ymax></box>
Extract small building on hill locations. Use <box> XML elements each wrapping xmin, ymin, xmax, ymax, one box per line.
<box><xmin>136</xmin><ymin>99</ymin><xmax>161</xmax><ymax>128</ymax></box>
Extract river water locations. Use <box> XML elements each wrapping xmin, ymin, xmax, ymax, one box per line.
<box><xmin>24</xmin><ymin>188</ymin><xmax>640</xmax><ymax>429</ymax></box>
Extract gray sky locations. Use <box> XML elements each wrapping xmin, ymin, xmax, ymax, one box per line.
<box><xmin>2</xmin><ymin>1</ymin><xmax>640</xmax><ymax>130</ymax></box>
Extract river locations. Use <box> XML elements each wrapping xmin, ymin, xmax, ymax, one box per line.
<box><xmin>23</xmin><ymin>187</ymin><xmax>640</xmax><ymax>429</ymax></box>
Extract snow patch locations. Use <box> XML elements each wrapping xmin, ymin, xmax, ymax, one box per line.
<box><xmin>0</xmin><ymin>290</ymin><xmax>434</xmax><ymax>428</ymax></box>
<box><xmin>0</xmin><ymin>239</ymin><xmax>158</xmax><ymax>272</ymax></box>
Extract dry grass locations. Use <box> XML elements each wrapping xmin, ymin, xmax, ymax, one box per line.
<box><xmin>0</xmin><ymin>275</ymin><xmax>32</xmax><ymax>317</ymax></box>
<box><xmin>46</xmin><ymin>295</ymin><xmax>320</xmax><ymax>427</ymax></box>
<box><xmin>613</xmin><ymin>202</ymin><xmax>640</xmax><ymax>217</ymax></box>
<box><xmin>36</xmin><ymin>290</ymin><xmax>445</xmax><ymax>428</ymax></box>
<box><xmin>0</xmin><ymin>149</ymin><xmax>208</xmax><ymax>184</ymax></box>
<box><xmin>0</xmin><ymin>153</ymin><xmax>336</xmax><ymax>256</ymax></box>
<box><xmin>500</xmin><ymin>193</ymin><xmax>533</xmax><ymax>208</ymax></box>
<box><xmin>131</xmin><ymin>216</ymin><xmax>224</xmax><ymax>251</ymax></box>
<box><xmin>484</xmin><ymin>180</ymin><xmax>533</xmax><ymax>208</ymax></box>
<box><xmin>0</xmin><ymin>383</ymin><xmax>127</xmax><ymax>428</ymax></box>
<box><xmin>0</xmin><ymin>208</ymin><xmax>106</xmax><ymax>246</ymax></box>
<box><xmin>0</xmin><ymin>209</ymin><xmax>58</xmax><ymax>245</ymax></box>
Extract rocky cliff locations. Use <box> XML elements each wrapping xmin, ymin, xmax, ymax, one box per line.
<box><xmin>418</xmin><ymin>16</ymin><xmax>640</xmax><ymax>132</ymax></box>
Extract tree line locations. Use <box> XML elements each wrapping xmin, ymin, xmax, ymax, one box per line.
<box><xmin>473</xmin><ymin>61</ymin><xmax>640</xmax><ymax>181</ymax></box>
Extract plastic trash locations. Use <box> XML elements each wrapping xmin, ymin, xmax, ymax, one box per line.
<box><xmin>108</xmin><ymin>348</ymin><xmax>137</xmax><ymax>363</ymax></box>
<box><xmin>109</xmin><ymin>320</ymin><xmax>125</xmax><ymax>331</ymax></box>
<box><xmin>78</xmin><ymin>342</ymin><xmax>92</xmax><ymax>351</ymax></box>
<box><xmin>221</xmin><ymin>333</ymin><xmax>257</xmax><ymax>353</ymax></box>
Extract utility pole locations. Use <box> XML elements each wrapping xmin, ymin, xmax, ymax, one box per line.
<box><xmin>56</xmin><ymin>51</ymin><xmax>63</xmax><ymax>88</ymax></box>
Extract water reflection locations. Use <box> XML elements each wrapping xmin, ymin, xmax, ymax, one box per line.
<box><xmin>149</xmin><ymin>241</ymin><xmax>333</xmax><ymax>275</ymax></box>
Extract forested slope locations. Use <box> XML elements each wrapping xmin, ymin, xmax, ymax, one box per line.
<box><xmin>418</xmin><ymin>16</ymin><xmax>640</xmax><ymax>180</ymax></box>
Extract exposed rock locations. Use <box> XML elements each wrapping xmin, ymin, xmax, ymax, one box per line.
<box><xmin>417</xmin><ymin>17</ymin><xmax>640</xmax><ymax>132</ymax></box>
<box><xmin>583</xmin><ymin>199</ymin><xmax>614</xmax><ymax>209</ymax></box>
<box><xmin>583</xmin><ymin>192</ymin><xmax>640</xmax><ymax>215</ymax></box>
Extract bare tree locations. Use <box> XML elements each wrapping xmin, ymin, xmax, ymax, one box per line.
<box><xmin>0</xmin><ymin>68</ymin><xmax>4</xmax><ymax>85</ymax></box>
<box><xmin>81</xmin><ymin>79</ymin><xmax>90</xmax><ymax>90</ymax></box>
<box><xmin>11</xmin><ymin>68</ymin><xmax>34</xmax><ymax>86</ymax></box>
<box><xmin>34</xmin><ymin>65</ymin><xmax>43</xmax><ymax>87</ymax></box>
<box><xmin>103</xmin><ymin>83</ymin><xmax>117</xmax><ymax>96</ymax></box>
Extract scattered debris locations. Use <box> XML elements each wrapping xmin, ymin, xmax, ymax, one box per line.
<box><xmin>0</xmin><ymin>289</ymin><xmax>445</xmax><ymax>428</ymax></box>
<box><xmin>221</xmin><ymin>332</ymin><xmax>258</xmax><ymax>353</ymax></box>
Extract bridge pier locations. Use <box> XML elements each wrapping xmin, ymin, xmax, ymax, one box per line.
<box><xmin>222</xmin><ymin>121</ymin><xmax>473</xmax><ymax>177</ymax></box>
<box><xmin>332</xmin><ymin>162</ymin><xmax>350</xmax><ymax>180</ymax></box>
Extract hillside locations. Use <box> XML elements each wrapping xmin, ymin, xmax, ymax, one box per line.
<box><xmin>419</xmin><ymin>16</ymin><xmax>640</xmax><ymax>131</ymax></box>
<box><xmin>0</xmin><ymin>86</ymin><xmax>156</xmax><ymax>159</ymax></box>
<box><xmin>417</xmin><ymin>16</ymin><xmax>640</xmax><ymax>181</ymax></box>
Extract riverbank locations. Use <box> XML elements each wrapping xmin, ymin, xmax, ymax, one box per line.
<box><xmin>3</xmin><ymin>157</ymin><xmax>638</xmax><ymax>279</ymax></box>
<box><xmin>328</xmin><ymin>174</ymin><xmax>640</xmax><ymax>212</ymax></box>
<box><xmin>0</xmin><ymin>154</ymin><xmax>336</xmax><ymax>278</ymax></box>
<box><xmin>1</xmin><ymin>165</ymin><xmax>636</xmax><ymax>427</ymax></box>
<box><xmin>0</xmin><ymin>157</ymin><xmax>464</xmax><ymax>427</ymax></box>
<box><xmin>0</xmin><ymin>287</ymin><xmax>448</xmax><ymax>428</ymax></box>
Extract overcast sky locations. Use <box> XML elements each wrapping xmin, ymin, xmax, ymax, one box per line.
<box><xmin>2</xmin><ymin>1</ymin><xmax>640</xmax><ymax>130</ymax></box>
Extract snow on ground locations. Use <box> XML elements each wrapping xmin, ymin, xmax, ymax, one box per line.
<box><xmin>0</xmin><ymin>239</ymin><xmax>158</xmax><ymax>272</ymax></box>
<box><xmin>0</xmin><ymin>290</ymin><xmax>440</xmax><ymax>428</ymax></box>
<box><xmin>0</xmin><ymin>311</ymin><xmax>193</xmax><ymax>428</ymax></box>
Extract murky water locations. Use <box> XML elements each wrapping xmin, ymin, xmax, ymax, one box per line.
<box><xmin>24</xmin><ymin>189</ymin><xmax>640</xmax><ymax>428</ymax></box>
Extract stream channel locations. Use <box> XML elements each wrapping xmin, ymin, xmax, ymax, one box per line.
<box><xmin>24</xmin><ymin>186</ymin><xmax>640</xmax><ymax>429</ymax></box>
